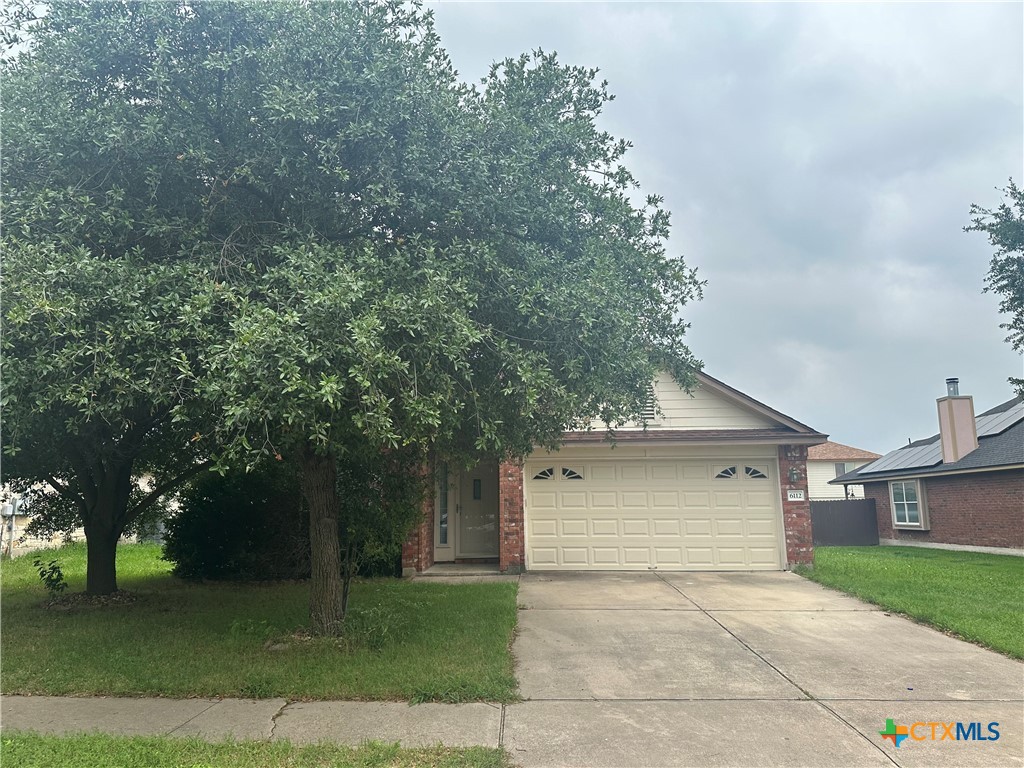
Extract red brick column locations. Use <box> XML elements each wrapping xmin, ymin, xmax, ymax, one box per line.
<box><xmin>778</xmin><ymin>445</ymin><xmax>813</xmax><ymax>567</ymax></box>
<box><xmin>401</xmin><ymin>473</ymin><xmax>435</xmax><ymax>577</ymax></box>
<box><xmin>498</xmin><ymin>460</ymin><xmax>525</xmax><ymax>574</ymax></box>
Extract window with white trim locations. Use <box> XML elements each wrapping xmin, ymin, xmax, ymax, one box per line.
<box><xmin>834</xmin><ymin>462</ymin><xmax>857</xmax><ymax>478</ymax></box>
<box><xmin>889</xmin><ymin>479</ymin><xmax>928</xmax><ymax>529</ymax></box>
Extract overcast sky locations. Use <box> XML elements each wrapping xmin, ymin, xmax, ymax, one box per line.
<box><xmin>430</xmin><ymin>1</ymin><xmax>1023</xmax><ymax>453</ymax></box>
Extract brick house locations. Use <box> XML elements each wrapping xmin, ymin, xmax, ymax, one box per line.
<box><xmin>403</xmin><ymin>371</ymin><xmax>827</xmax><ymax>575</ymax></box>
<box><xmin>833</xmin><ymin>379</ymin><xmax>1024</xmax><ymax>554</ymax></box>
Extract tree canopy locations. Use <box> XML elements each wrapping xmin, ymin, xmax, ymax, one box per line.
<box><xmin>1</xmin><ymin>1</ymin><xmax>703</xmax><ymax>619</ymax></box>
<box><xmin>967</xmin><ymin>179</ymin><xmax>1024</xmax><ymax>394</ymax></box>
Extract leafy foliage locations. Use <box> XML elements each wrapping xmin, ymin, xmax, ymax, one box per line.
<box><xmin>1</xmin><ymin>1</ymin><xmax>703</xmax><ymax>608</ymax></box>
<box><xmin>162</xmin><ymin>462</ymin><xmax>309</xmax><ymax>581</ymax></box>
<box><xmin>32</xmin><ymin>557</ymin><xmax>68</xmax><ymax>596</ymax></box>
<box><xmin>967</xmin><ymin>179</ymin><xmax>1024</xmax><ymax>394</ymax></box>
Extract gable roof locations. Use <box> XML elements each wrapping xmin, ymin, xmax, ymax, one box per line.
<box><xmin>807</xmin><ymin>440</ymin><xmax>881</xmax><ymax>462</ymax></box>
<box><xmin>566</xmin><ymin>370</ymin><xmax>828</xmax><ymax>446</ymax></box>
<box><xmin>833</xmin><ymin>395</ymin><xmax>1024</xmax><ymax>484</ymax></box>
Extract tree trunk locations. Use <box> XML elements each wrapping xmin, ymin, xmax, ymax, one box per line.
<box><xmin>299</xmin><ymin>445</ymin><xmax>345</xmax><ymax>636</ymax></box>
<box><xmin>84</xmin><ymin>524</ymin><xmax>120</xmax><ymax>595</ymax></box>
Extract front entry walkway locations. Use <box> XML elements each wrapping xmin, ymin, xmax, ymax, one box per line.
<box><xmin>506</xmin><ymin>571</ymin><xmax>1024</xmax><ymax>767</ymax></box>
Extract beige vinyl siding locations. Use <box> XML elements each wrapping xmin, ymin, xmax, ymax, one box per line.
<box><xmin>807</xmin><ymin>460</ymin><xmax>870</xmax><ymax>500</ymax></box>
<box><xmin>590</xmin><ymin>372</ymin><xmax>777</xmax><ymax>431</ymax></box>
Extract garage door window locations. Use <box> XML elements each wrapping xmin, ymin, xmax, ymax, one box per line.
<box><xmin>561</xmin><ymin>467</ymin><xmax>584</xmax><ymax>480</ymax></box>
<box><xmin>715</xmin><ymin>466</ymin><xmax>737</xmax><ymax>479</ymax></box>
<box><xmin>744</xmin><ymin>466</ymin><xmax>768</xmax><ymax>479</ymax></box>
<box><xmin>532</xmin><ymin>467</ymin><xmax>554</xmax><ymax>480</ymax></box>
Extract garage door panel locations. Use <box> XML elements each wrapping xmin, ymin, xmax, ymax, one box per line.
<box><xmin>685</xmin><ymin>547</ymin><xmax>714</xmax><ymax>565</ymax></box>
<box><xmin>560</xmin><ymin>519</ymin><xmax>587</xmax><ymax>537</ymax></box>
<box><xmin>621</xmin><ymin>492</ymin><xmax>649</xmax><ymax>508</ymax></box>
<box><xmin>654</xmin><ymin>547</ymin><xmax>684</xmax><ymax>565</ymax></box>
<box><xmin>531</xmin><ymin>519</ymin><xmax>558</xmax><ymax>537</ymax></box>
<box><xmin>682</xmin><ymin>464</ymin><xmax>708</xmax><ymax>480</ymax></box>
<box><xmin>650</xmin><ymin>464</ymin><xmax>678</xmax><ymax>480</ymax></box>
<box><xmin>683</xmin><ymin>518</ymin><xmax>712</xmax><ymax>536</ymax></box>
<box><xmin>622</xmin><ymin>519</ymin><xmax>650</xmax><ymax>536</ymax></box>
<box><xmin>623</xmin><ymin>547</ymin><xmax>651</xmax><ymax>564</ymax></box>
<box><xmin>531</xmin><ymin>492</ymin><xmax>557</xmax><ymax>509</ymax></box>
<box><xmin>652</xmin><ymin>491</ymin><xmax>679</xmax><ymax>508</ymax></box>
<box><xmin>713</xmin><ymin>491</ymin><xmax>742</xmax><ymax>508</ymax></box>
<box><xmin>715</xmin><ymin>518</ymin><xmax>744</xmax><ymax>536</ymax></box>
<box><xmin>747</xmin><ymin>518</ymin><xmax>776</xmax><ymax>536</ymax></box>
<box><xmin>682</xmin><ymin>491</ymin><xmax>710</xmax><ymax>508</ymax></box>
<box><xmin>717</xmin><ymin>547</ymin><xmax>747</xmax><ymax>566</ymax></box>
<box><xmin>653</xmin><ymin>518</ymin><xmax>682</xmax><ymax>536</ymax></box>
<box><xmin>592</xmin><ymin>548</ymin><xmax>620</xmax><ymax>565</ymax></box>
<box><xmin>561</xmin><ymin>547</ymin><xmax>589</xmax><ymax>565</ymax></box>
<box><xmin>620</xmin><ymin>465</ymin><xmax>646</xmax><ymax>481</ymax></box>
<box><xmin>526</xmin><ymin>457</ymin><xmax>783</xmax><ymax>571</ymax></box>
<box><xmin>744</xmin><ymin>491</ymin><xmax>775</xmax><ymax>508</ymax></box>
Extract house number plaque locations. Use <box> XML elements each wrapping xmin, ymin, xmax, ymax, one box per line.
<box><xmin>787</xmin><ymin>490</ymin><xmax>806</xmax><ymax>501</ymax></box>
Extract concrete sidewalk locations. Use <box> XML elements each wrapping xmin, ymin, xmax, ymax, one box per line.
<box><xmin>0</xmin><ymin>695</ymin><xmax>504</xmax><ymax>747</ymax></box>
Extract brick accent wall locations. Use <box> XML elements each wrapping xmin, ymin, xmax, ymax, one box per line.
<box><xmin>498</xmin><ymin>460</ymin><xmax>526</xmax><ymax>574</ymax></box>
<box><xmin>401</xmin><ymin>478</ymin><xmax>434</xmax><ymax>576</ymax></box>
<box><xmin>867</xmin><ymin>469</ymin><xmax>1024</xmax><ymax>550</ymax></box>
<box><xmin>778</xmin><ymin>444</ymin><xmax>814</xmax><ymax>566</ymax></box>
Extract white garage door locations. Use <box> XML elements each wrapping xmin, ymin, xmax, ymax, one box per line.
<box><xmin>525</xmin><ymin>456</ymin><xmax>784</xmax><ymax>570</ymax></box>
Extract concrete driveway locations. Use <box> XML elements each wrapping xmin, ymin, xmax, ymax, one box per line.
<box><xmin>505</xmin><ymin>571</ymin><xmax>1023</xmax><ymax>767</ymax></box>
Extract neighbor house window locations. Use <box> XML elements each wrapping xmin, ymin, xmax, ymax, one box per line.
<box><xmin>834</xmin><ymin>462</ymin><xmax>857</xmax><ymax>478</ymax></box>
<box><xmin>889</xmin><ymin>480</ymin><xmax>928</xmax><ymax>529</ymax></box>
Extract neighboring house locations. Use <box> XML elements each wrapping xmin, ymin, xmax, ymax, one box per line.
<box><xmin>403</xmin><ymin>371</ymin><xmax>828</xmax><ymax>575</ymax></box>
<box><xmin>806</xmin><ymin>441</ymin><xmax>881</xmax><ymax>500</ymax></box>
<box><xmin>833</xmin><ymin>379</ymin><xmax>1024</xmax><ymax>555</ymax></box>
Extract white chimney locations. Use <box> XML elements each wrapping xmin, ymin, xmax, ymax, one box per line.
<box><xmin>936</xmin><ymin>377</ymin><xmax>978</xmax><ymax>464</ymax></box>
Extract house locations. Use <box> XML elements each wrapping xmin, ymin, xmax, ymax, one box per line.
<box><xmin>806</xmin><ymin>441</ymin><xmax>881</xmax><ymax>500</ymax></box>
<box><xmin>832</xmin><ymin>379</ymin><xmax>1024</xmax><ymax>555</ymax></box>
<box><xmin>403</xmin><ymin>371</ymin><xmax>828</xmax><ymax>574</ymax></box>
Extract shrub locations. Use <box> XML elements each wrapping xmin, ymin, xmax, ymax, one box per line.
<box><xmin>163</xmin><ymin>462</ymin><xmax>310</xmax><ymax>581</ymax></box>
<box><xmin>162</xmin><ymin>457</ymin><xmax>410</xmax><ymax>582</ymax></box>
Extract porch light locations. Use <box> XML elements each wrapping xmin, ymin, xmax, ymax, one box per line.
<box><xmin>788</xmin><ymin>466</ymin><xmax>800</xmax><ymax>484</ymax></box>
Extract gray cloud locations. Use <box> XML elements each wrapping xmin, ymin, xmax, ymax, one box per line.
<box><xmin>430</xmin><ymin>1</ymin><xmax>1023</xmax><ymax>452</ymax></box>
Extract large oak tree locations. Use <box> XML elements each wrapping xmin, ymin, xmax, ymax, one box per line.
<box><xmin>2</xmin><ymin>2</ymin><xmax>703</xmax><ymax>629</ymax></box>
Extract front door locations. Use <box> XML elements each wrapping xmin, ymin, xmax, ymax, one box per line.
<box><xmin>434</xmin><ymin>460</ymin><xmax>499</xmax><ymax>561</ymax></box>
<box><xmin>457</xmin><ymin>460</ymin><xmax>499</xmax><ymax>558</ymax></box>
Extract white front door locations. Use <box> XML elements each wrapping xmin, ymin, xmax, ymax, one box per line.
<box><xmin>457</xmin><ymin>460</ymin><xmax>499</xmax><ymax>558</ymax></box>
<box><xmin>434</xmin><ymin>460</ymin><xmax>499</xmax><ymax>561</ymax></box>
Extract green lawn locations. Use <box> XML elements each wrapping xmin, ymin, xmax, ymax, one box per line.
<box><xmin>0</xmin><ymin>733</ymin><xmax>509</xmax><ymax>768</ymax></box>
<box><xmin>0</xmin><ymin>543</ymin><xmax>518</xmax><ymax>702</ymax></box>
<box><xmin>798</xmin><ymin>546</ymin><xmax>1024</xmax><ymax>658</ymax></box>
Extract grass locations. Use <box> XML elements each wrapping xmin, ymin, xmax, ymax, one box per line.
<box><xmin>0</xmin><ymin>733</ymin><xmax>510</xmax><ymax>768</ymax></box>
<box><xmin>797</xmin><ymin>546</ymin><xmax>1024</xmax><ymax>658</ymax></box>
<box><xmin>0</xmin><ymin>543</ymin><xmax>518</xmax><ymax>702</ymax></box>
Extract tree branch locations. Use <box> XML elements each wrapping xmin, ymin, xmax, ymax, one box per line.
<box><xmin>127</xmin><ymin>460</ymin><xmax>214</xmax><ymax>521</ymax></box>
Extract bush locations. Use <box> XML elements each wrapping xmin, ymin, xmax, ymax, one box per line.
<box><xmin>163</xmin><ymin>462</ymin><xmax>310</xmax><ymax>581</ymax></box>
<box><xmin>162</xmin><ymin>459</ymin><xmax>407</xmax><ymax>581</ymax></box>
